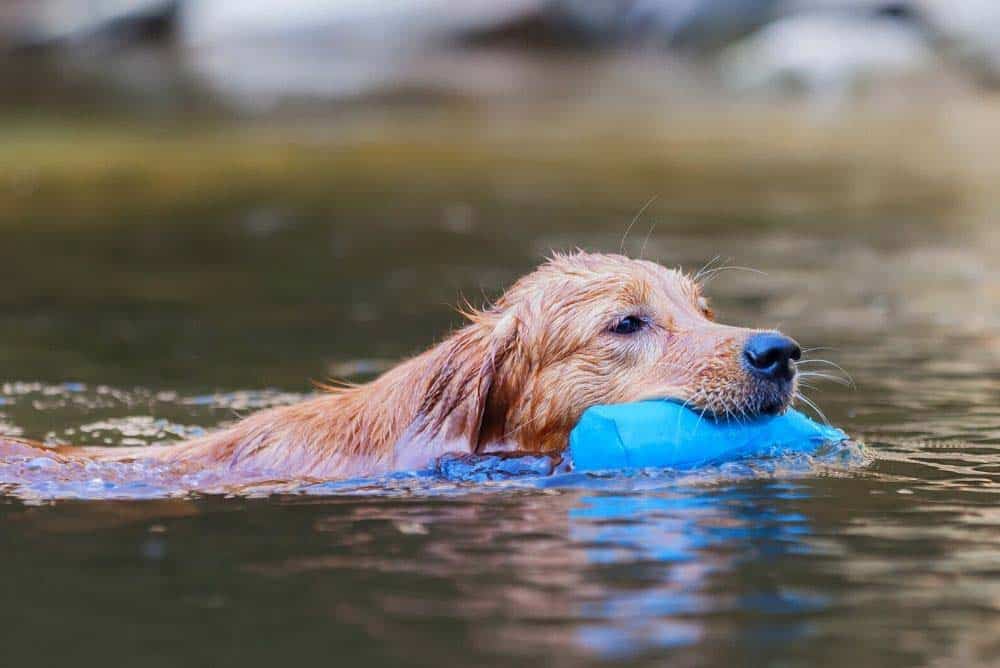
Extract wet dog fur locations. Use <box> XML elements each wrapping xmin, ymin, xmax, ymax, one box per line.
<box><xmin>5</xmin><ymin>251</ymin><xmax>799</xmax><ymax>480</ymax></box>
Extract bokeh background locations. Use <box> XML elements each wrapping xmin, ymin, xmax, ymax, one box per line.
<box><xmin>3</xmin><ymin>0</ymin><xmax>1000</xmax><ymax>390</ymax></box>
<box><xmin>2</xmin><ymin>4</ymin><xmax>1000</xmax><ymax>667</ymax></box>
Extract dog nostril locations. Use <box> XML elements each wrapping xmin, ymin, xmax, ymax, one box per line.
<box><xmin>743</xmin><ymin>348</ymin><xmax>764</xmax><ymax>369</ymax></box>
<box><xmin>743</xmin><ymin>333</ymin><xmax>800</xmax><ymax>381</ymax></box>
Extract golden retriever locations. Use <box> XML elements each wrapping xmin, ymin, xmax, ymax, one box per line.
<box><xmin>4</xmin><ymin>251</ymin><xmax>801</xmax><ymax>480</ymax></box>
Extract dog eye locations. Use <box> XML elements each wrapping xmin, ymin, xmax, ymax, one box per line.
<box><xmin>610</xmin><ymin>315</ymin><xmax>646</xmax><ymax>335</ymax></box>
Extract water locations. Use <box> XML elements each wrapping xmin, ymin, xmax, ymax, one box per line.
<box><xmin>2</xmin><ymin>202</ymin><xmax>999</xmax><ymax>666</ymax></box>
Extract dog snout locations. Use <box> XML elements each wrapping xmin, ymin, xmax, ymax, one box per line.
<box><xmin>742</xmin><ymin>332</ymin><xmax>801</xmax><ymax>382</ymax></box>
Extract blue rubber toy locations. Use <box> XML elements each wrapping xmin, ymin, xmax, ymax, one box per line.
<box><xmin>568</xmin><ymin>401</ymin><xmax>848</xmax><ymax>472</ymax></box>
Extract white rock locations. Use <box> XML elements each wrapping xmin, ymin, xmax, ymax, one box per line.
<box><xmin>719</xmin><ymin>11</ymin><xmax>933</xmax><ymax>95</ymax></box>
<box><xmin>174</xmin><ymin>0</ymin><xmax>543</xmax><ymax>108</ymax></box>
<box><xmin>916</xmin><ymin>0</ymin><xmax>1000</xmax><ymax>82</ymax></box>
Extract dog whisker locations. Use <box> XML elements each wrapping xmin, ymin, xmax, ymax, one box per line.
<box><xmin>795</xmin><ymin>358</ymin><xmax>854</xmax><ymax>387</ymax></box>
<box><xmin>693</xmin><ymin>390</ymin><xmax>712</xmax><ymax>432</ymax></box>
<box><xmin>691</xmin><ymin>255</ymin><xmax>723</xmax><ymax>284</ymax></box>
<box><xmin>794</xmin><ymin>390</ymin><xmax>830</xmax><ymax>425</ymax></box>
<box><xmin>797</xmin><ymin>371</ymin><xmax>852</xmax><ymax>387</ymax></box>
<box><xmin>722</xmin><ymin>396</ymin><xmax>740</xmax><ymax>423</ymax></box>
<box><xmin>620</xmin><ymin>195</ymin><xmax>659</xmax><ymax>256</ymax></box>
<box><xmin>639</xmin><ymin>216</ymin><xmax>660</xmax><ymax>261</ymax></box>
<box><xmin>696</xmin><ymin>265</ymin><xmax>768</xmax><ymax>287</ymax></box>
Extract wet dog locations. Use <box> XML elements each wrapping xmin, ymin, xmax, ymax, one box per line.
<box><xmin>5</xmin><ymin>251</ymin><xmax>800</xmax><ymax>480</ymax></box>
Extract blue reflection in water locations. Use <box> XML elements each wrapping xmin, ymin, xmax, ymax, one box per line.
<box><xmin>567</xmin><ymin>484</ymin><xmax>829</xmax><ymax>658</ymax></box>
<box><xmin>0</xmin><ymin>435</ymin><xmax>860</xmax><ymax>660</ymax></box>
<box><xmin>279</xmin><ymin>445</ymin><xmax>861</xmax><ymax>660</ymax></box>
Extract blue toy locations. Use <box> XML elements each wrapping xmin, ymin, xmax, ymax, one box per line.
<box><xmin>568</xmin><ymin>401</ymin><xmax>848</xmax><ymax>472</ymax></box>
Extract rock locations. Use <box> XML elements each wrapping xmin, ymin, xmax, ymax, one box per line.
<box><xmin>1</xmin><ymin>0</ymin><xmax>178</xmax><ymax>51</ymax></box>
<box><xmin>174</xmin><ymin>0</ymin><xmax>544</xmax><ymax>108</ymax></box>
<box><xmin>915</xmin><ymin>0</ymin><xmax>1000</xmax><ymax>85</ymax></box>
<box><xmin>177</xmin><ymin>0</ymin><xmax>543</xmax><ymax>48</ymax></box>
<box><xmin>719</xmin><ymin>10</ymin><xmax>933</xmax><ymax>95</ymax></box>
<box><xmin>548</xmin><ymin>0</ymin><xmax>781</xmax><ymax>49</ymax></box>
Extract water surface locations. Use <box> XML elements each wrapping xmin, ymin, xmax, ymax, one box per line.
<box><xmin>2</xmin><ymin>202</ymin><xmax>999</xmax><ymax>666</ymax></box>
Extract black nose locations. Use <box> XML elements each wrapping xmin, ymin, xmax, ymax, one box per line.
<box><xmin>743</xmin><ymin>333</ymin><xmax>801</xmax><ymax>382</ymax></box>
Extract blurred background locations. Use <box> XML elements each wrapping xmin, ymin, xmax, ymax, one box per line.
<box><xmin>3</xmin><ymin>4</ymin><xmax>1000</xmax><ymax>668</ymax></box>
<box><xmin>2</xmin><ymin>0</ymin><xmax>1000</xmax><ymax>389</ymax></box>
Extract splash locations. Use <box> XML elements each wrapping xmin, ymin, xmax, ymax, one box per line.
<box><xmin>0</xmin><ymin>439</ymin><xmax>868</xmax><ymax>502</ymax></box>
<box><xmin>0</xmin><ymin>381</ymin><xmax>869</xmax><ymax>502</ymax></box>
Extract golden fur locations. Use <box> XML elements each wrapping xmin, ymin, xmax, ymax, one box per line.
<box><xmin>9</xmin><ymin>251</ymin><xmax>797</xmax><ymax>480</ymax></box>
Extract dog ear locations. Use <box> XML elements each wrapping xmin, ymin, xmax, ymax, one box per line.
<box><xmin>416</xmin><ymin>308</ymin><xmax>521</xmax><ymax>452</ymax></box>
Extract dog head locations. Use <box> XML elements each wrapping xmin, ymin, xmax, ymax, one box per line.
<box><xmin>417</xmin><ymin>251</ymin><xmax>800</xmax><ymax>455</ymax></box>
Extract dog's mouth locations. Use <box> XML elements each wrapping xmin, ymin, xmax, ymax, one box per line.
<box><xmin>745</xmin><ymin>373</ymin><xmax>798</xmax><ymax>416</ymax></box>
<box><xmin>647</xmin><ymin>375</ymin><xmax>797</xmax><ymax>421</ymax></box>
<box><xmin>752</xmin><ymin>389</ymin><xmax>794</xmax><ymax>416</ymax></box>
<box><xmin>638</xmin><ymin>344</ymin><xmax>804</xmax><ymax>421</ymax></box>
